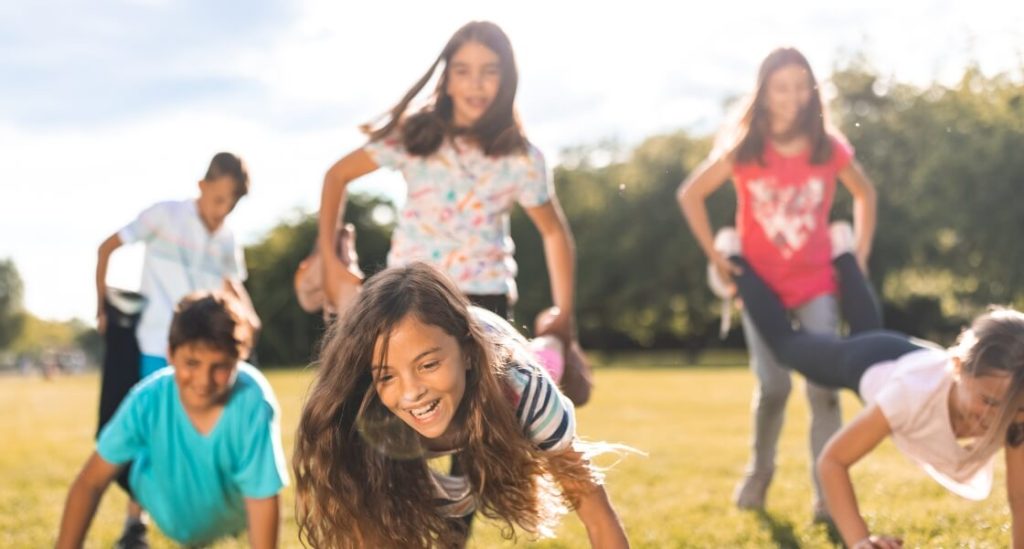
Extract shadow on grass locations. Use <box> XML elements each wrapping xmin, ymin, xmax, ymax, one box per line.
<box><xmin>752</xmin><ymin>510</ymin><xmax>843</xmax><ymax>548</ymax></box>
<box><xmin>755</xmin><ymin>510</ymin><xmax>800</xmax><ymax>548</ymax></box>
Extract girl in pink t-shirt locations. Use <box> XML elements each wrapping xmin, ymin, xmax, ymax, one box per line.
<box><xmin>677</xmin><ymin>47</ymin><xmax>878</xmax><ymax>518</ymax></box>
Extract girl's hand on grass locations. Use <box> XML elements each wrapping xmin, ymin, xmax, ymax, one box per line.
<box><xmin>852</xmin><ymin>534</ymin><xmax>903</xmax><ymax>549</ymax></box>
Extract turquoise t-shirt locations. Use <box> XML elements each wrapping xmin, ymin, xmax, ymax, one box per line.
<box><xmin>97</xmin><ymin>363</ymin><xmax>289</xmax><ymax>546</ymax></box>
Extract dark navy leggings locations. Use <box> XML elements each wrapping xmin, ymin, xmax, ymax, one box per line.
<box><xmin>732</xmin><ymin>253</ymin><xmax>928</xmax><ymax>395</ymax></box>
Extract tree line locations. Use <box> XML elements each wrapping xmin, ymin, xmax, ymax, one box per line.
<box><xmin>3</xmin><ymin>61</ymin><xmax>1022</xmax><ymax>367</ymax></box>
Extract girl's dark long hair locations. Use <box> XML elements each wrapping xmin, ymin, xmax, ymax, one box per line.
<box><xmin>728</xmin><ymin>47</ymin><xmax>833</xmax><ymax>166</ymax></box>
<box><xmin>293</xmin><ymin>263</ymin><xmax>597</xmax><ymax>548</ymax></box>
<box><xmin>362</xmin><ymin>21</ymin><xmax>527</xmax><ymax>157</ymax></box>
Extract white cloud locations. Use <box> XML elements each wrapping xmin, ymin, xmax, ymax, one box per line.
<box><xmin>2</xmin><ymin>0</ymin><xmax>1022</xmax><ymax>321</ymax></box>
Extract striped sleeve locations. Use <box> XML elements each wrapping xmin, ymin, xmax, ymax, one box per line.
<box><xmin>506</xmin><ymin>361</ymin><xmax>576</xmax><ymax>452</ymax></box>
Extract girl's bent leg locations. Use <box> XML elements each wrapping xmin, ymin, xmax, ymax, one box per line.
<box><xmin>833</xmin><ymin>253</ymin><xmax>882</xmax><ymax>334</ymax></box>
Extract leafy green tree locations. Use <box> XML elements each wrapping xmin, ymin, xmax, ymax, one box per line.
<box><xmin>244</xmin><ymin>193</ymin><xmax>395</xmax><ymax>366</ymax></box>
<box><xmin>0</xmin><ymin>258</ymin><xmax>26</xmax><ymax>349</ymax></box>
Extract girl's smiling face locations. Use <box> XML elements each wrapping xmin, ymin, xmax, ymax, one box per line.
<box><xmin>950</xmin><ymin>359</ymin><xmax>1024</xmax><ymax>436</ymax></box>
<box><xmin>763</xmin><ymin>63</ymin><xmax>813</xmax><ymax>136</ymax></box>
<box><xmin>445</xmin><ymin>40</ymin><xmax>502</xmax><ymax>128</ymax></box>
<box><xmin>372</xmin><ymin>314</ymin><xmax>468</xmax><ymax>443</ymax></box>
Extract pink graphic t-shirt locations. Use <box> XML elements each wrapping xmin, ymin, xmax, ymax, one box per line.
<box><xmin>733</xmin><ymin>135</ymin><xmax>853</xmax><ymax>308</ymax></box>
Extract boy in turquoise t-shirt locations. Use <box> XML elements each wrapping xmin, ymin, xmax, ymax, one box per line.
<box><xmin>57</xmin><ymin>292</ymin><xmax>287</xmax><ymax>548</ymax></box>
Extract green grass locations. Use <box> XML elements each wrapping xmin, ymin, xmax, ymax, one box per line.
<box><xmin>1</xmin><ymin>353</ymin><xmax>1011</xmax><ymax>547</ymax></box>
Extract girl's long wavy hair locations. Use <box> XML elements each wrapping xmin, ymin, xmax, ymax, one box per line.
<box><xmin>950</xmin><ymin>307</ymin><xmax>1024</xmax><ymax>459</ymax></box>
<box><xmin>362</xmin><ymin>20</ymin><xmax>527</xmax><ymax>157</ymax></box>
<box><xmin>293</xmin><ymin>263</ymin><xmax>597</xmax><ymax>548</ymax></box>
<box><xmin>723</xmin><ymin>47</ymin><xmax>833</xmax><ymax>166</ymax></box>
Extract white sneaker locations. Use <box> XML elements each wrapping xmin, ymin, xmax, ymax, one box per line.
<box><xmin>829</xmin><ymin>221</ymin><xmax>854</xmax><ymax>259</ymax></box>
<box><xmin>707</xmin><ymin>227</ymin><xmax>740</xmax><ymax>298</ymax></box>
<box><xmin>708</xmin><ymin>227</ymin><xmax>740</xmax><ymax>339</ymax></box>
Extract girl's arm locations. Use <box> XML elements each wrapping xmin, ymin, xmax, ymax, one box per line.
<box><xmin>575</xmin><ymin>482</ymin><xmax>629</xmax><ymax>549</ymax></box>
<box><xmin>836</xmin><ymin>160</ymin><xmax>878</xmax><ymax>272</ymax></box>
<box><xmin>56</xmin><ymin>452</ymin><xmax>122</xmax><ymax>549</ymax></box>
<box><xmin>676</xmin><ymin>155</ymin><xmax>740</xmax><ymax>286</ymax></box>
<box><xmin>318</xmin><ymin>149</ymin><xmax>379</xmax><ymax>305</ymax></box>
<box><xmin>244</xmin><ymin>495</ymin><xmax>280</xmax><ymax>549</ymax></box>
<box><xmin>524</xmin><ymin>198</ymin><xmax>576</xmax><ymax>343</ymax></box>
<box><xmin>1005</xmin><ymin>440</ymin><xmax>1024</xmax><ymax>548</ymax></box>
<box><xmin>818</xmin><ymin>405</ymin><xmax>902</xmax><ymax>549</ymax></box>
<box><xmin>550</xmin><ymin>448</ymin><xmax>629</xmax><ymax>549</ymax></box>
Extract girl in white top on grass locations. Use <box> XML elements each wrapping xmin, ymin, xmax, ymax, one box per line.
<box><xmin>318</xmin><ymin>20</ymin><xmax>575</xmax><ymax>344</ymax></box>
<box><xmin>729</xmin><ymin>245</ymin><xmax>1024</xmax><ymax>549</ymax></box>
<box><xmin>292</xmin><ymin>263</ymin><xmax>628</xmax><ymax>548</ymax></box>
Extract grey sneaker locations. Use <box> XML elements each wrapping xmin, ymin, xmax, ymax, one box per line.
<box><xmin>733</xmin><ymin>471</ymin><xmax>773</xmax><ymax>510</ymax></box>
<box><xmin>812</xmin><ymin>501</ymin><xmax>834</xmax><ymax>525</ymax></box>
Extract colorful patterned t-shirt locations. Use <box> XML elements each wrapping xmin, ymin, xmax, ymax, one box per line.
<box><xmin>364</xmin><ymin>134</ymin><xmax>552</xmax><ymax>297</ymax></box>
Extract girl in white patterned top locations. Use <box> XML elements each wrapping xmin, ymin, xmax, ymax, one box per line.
<box><xmin>317</xmin><ymin>21</ymin><xmax>575</xmax><ymax>342</ymax></box>
<box><xmin>293</xmin><ymin>263</ymin><xmax>627</xmax><ymax>548</ymax></box>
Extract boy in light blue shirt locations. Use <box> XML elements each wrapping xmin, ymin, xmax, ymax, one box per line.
<box><xmin>58</xmin><ymin>292</ymin><xmax>287</xmax><ymax>548</ymax></box>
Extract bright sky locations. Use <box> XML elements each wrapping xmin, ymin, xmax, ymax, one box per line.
<box><xmin>1</xmin><ymin>0</ymin><xmax>1021</xmax><ymax>323</ymax></box>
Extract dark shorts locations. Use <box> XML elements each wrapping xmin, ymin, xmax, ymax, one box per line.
<box><xmin>465</xmin><ymin>294</ymin><xmax>511</xmax><ymax>321</ymax></box>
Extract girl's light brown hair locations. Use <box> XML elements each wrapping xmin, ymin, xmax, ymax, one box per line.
<box><xmin>951</xmin><ymin>307</ymin><xmax>1024</xmax><ymax>457</ymax></box>
<box><xmin>362</xmin><ymin>21</ymin><xmax>528</xmax><ymax>158</ymax></box>
<box><xmin>729</xmin><ymin>47</ymin><xmax>833</xmax><ymax>166</ymax></box>
<box><xmin>292</xmin><ymin>263</ymin><xmax>596</xmax><ymax>548</ymax></box>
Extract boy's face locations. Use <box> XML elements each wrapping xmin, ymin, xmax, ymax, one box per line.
<box><xmin>197</xmin><ymin>175</ymin><xmax>240</xmax><ymax>232</ymax></box>
<box><xmin>170</xmin><ymin>342</ymin><xmax>238</xmax><ymax>412</ymax></box>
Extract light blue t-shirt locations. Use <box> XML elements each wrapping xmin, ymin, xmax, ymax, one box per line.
<box><xmin>97</xmin><ymin>363</ymin><xmax>289</xmax><ymax>546</ymax></box>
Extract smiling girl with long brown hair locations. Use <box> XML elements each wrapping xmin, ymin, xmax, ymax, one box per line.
<box><xmin>292</xmin><ymin>263</ymin><xmax>627</xmax><ymax>548</ymax></box>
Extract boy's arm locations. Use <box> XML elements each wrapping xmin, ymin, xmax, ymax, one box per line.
<box><xmin>56</xmin><ymin>452</ymin><xmax>123</xmax><ymax>549</ymax></box>
<box><xmin>244</xmin><ymin>495</ymin><xmax>280</xmax><ymax>549</ymax></box>
<box><xmin>95</xmin><ymin>233</ymin><xmax>124</xmax><ymax>334</ymax></box>
<box><xmin>817</xmin><ymin>405</ymin><xmax>902</xmax><ymax>549</ymax></box>
<box><xmin>523</xmin><ymin>199</ymin><xmax>576</xmax><ymax>343</ymax></box>
<box><xmin>837</xmin><ymin>160</ymin><xmax>878</xmax><ymax>272</ymax></box>
<box><xmin>222</xmin><ymin>277</ymin><xmax>261</xmax><ymax>335</ymax></box>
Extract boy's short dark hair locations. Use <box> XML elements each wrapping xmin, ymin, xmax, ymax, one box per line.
<box><xmin>204</xmin><ymin>152</ymin><xmax>249</xmax><ymax>200</ymax></box>
<box><xmin>169</xmin><ymin>291</ymin><xmax>251</xmax><ymax>358</ymax></box>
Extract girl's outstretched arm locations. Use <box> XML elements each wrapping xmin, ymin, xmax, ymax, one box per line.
<box><xmin>318</xmin><ymin>149</ymin><xmax>379</xmax><ymax>305</ymax></box>
<box><xmin>1005</xmin><ymin>440</ymin><xmax>1024</xmax><ymax>548</ymax></box>
<box><xmin>837</xmin><ymin>159</ymin><xmax>877</xmax><ymax>272</ymax></box>
<box><xmin>575</xmin><ymin>482</ymin><xmax>629</xmax><ymax>549</ymax></box>
<box><xmin>817</xmin><ymin>405</ymin><xmax>902</xmax><ymax>548</ymax></box>
<box><xmin>676</xmin><ymin>155</ymin><xmax>741</xmax><ymax>286</ymax></box>
<box><xmin>524</xmin><ymin>198</ymin><xmax>576</xmax><ymax>343</ymax></box>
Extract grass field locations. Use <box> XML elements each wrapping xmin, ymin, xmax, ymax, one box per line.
<box><xmin>1</xmin><ymin>351</ymin><xmax>1012</xmax><ymax>548</ymax></box>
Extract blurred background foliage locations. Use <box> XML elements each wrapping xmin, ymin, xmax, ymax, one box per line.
<box><xmin>4</xmin><ymin>59</ymin><xmax>1022</xmax><ymax>367</ymax></box>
